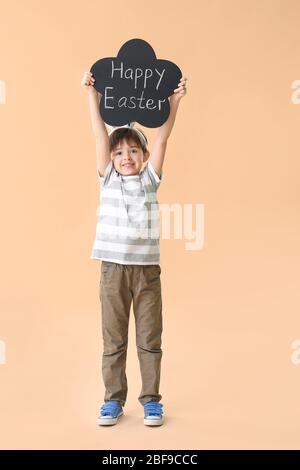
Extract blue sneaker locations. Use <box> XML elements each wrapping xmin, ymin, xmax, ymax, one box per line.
<box><xmin>97</xmin><ymin>400</ymin><xmax>124</xmax><ymax>426</ymax></box>
<box><xmin>143</xmin><ymin>401</ymin><xmax>164</xmax><ymax>426</ymax></box>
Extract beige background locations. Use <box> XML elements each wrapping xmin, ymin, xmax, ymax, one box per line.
<box><xmin>1</xmin><ymin>0</ymin><xmax>300</xmax><ymax>450</ymax></box>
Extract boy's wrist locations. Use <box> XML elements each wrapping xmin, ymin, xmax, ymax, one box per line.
<box><xmin>88</xmin><ymin>88</ymin><xmax>98</xmax><ymax>96</ymax></box>
<box><xmin>169</xmin><ymin>95</ymin><xmax>181</xmax><ymax>106</ymax></box>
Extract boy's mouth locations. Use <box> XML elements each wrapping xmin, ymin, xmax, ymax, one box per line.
<box><xmin>122</xmin><ymin>163</ymin><xmax>134</xmax><ymax>167</ymax></box>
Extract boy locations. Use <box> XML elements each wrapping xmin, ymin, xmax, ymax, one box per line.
<box><xmin>81</xmin><ymin>71</ymin><xmax>187</xmax><ymax>426</ymax></box>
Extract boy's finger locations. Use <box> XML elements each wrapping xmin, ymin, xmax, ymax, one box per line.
<box><xmin>174</xmin><ymin>84</ymin><xmax>187</xmax><ymax>92</ymax></box>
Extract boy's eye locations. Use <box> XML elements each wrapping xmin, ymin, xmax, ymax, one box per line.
<box><xmin>116</xmin><ymin>149</ymin><xmax>137</xmax><ymax>155</ymax></box>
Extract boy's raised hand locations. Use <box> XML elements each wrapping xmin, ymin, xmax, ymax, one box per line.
<box><xmin>81</xmin><ymin>71</ymin><xmax>99</xmax><ymax>95</ymax></box>
<box><xmin>170</xmin><ymin>76</ymin><xmax>188</xmax><ymax>103</ymax></box>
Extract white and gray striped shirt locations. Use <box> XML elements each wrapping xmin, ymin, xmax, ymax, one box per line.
<box><xmin>90</xmin><ymin>159</ymin><xmax>164</xmax><ymax>265</ymax></box>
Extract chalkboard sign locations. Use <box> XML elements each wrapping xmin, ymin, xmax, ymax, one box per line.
<box><xmin>90</xmin><ymin>38</ymin><xmax>182</xmax><ymax>128</ymax></box>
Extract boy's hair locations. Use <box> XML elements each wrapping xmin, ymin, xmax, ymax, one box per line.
<box><xmin>109</xmin><ymin>127</ymin><xmax>148</xmax><ymax>154</ymax></box>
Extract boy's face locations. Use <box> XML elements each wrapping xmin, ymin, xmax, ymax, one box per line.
<box><xmin>111</xmin><ymin>138</ymin><xmax>149</xmax><ymax>175</ymax></box>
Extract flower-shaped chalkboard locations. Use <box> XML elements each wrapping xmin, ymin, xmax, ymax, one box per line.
<box><xmin>90</xmin><ymin>38</ymin><xmax>182</xmax><ymax>128</ymax></box>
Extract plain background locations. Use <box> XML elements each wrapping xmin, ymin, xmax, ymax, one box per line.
<box><xmin>1</xmin><ymin>0</ymin><xmax>300</xmax><ymax>450</ymax></box>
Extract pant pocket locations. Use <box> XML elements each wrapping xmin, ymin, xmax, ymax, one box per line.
<box><xmin>143</xmin><ymin>265</ymin><xmax>161</xmax><ymax>283</ymax></box>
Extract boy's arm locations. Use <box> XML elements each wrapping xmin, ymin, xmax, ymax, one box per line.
<box><xmin>88</xmin><ymin>89</ymin><xmax>111</xmax><ymax>177</ymax></box>
<box><xmin>149</xmin><ymin>76</ymin><xmax>187</xmax><ymax>177</ymax></box>
<box><xmin>150</xmin><ymin>98</ymin><xmax>180</xmax><ymax>178</ymax></box>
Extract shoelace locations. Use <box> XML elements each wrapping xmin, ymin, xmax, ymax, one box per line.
<box><xmin>144</xmin><ymin>402</ymin><xmax>163</xmax><ymax>416</ymax></box>
<box><xmin>100</xmin><ymin>401</ymin><xmax>121</xmax><ymax>416</ymax></box>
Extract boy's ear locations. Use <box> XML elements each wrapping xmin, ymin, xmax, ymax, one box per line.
<box><xmin>143</xmin><ymin>150</ymin><xmax>150</xmax><ymax>162</ymax></box>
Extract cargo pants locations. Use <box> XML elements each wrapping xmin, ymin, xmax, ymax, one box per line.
<box><xmin>99</xmin><ymin>261</ymin><xmax>163</xmax><ymax>407</ymax></box>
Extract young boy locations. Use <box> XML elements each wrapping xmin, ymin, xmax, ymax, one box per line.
<box><xmin>81</xmin><ymin>71</ymin><xmax>187</xmax><ymax>426</ymax></box>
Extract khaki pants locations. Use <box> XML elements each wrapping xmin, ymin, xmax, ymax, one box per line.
<box><xmin>99</xmin><ymin>261</ymin><xmax>163</xmax><ymax>407</ymax></box>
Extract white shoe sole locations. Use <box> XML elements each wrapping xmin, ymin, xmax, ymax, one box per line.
<box><xmin>97</xmin><ymin>410</ymin><xmax>124</xmax><ymax>426</ymax></box>
<box><xmin>144</xmin><ymin>416</ymin><xmax>164</xmax><ymax>426</ymax></box>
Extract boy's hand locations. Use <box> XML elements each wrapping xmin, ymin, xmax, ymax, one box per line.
<box><xmin>81</xmin><ymin>71</ymin><xmax>99</xmax><ymax>95</ymax></box>
<box><xmin>170</xmin><ymin>76</ymin><xmax>188</xmax><ymax>103</ymax></box>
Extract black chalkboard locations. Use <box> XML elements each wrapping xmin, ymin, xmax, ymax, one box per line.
<box><xmin>90</xmin><ymin>38</ymin><xmax>182</xmax><ymax>128</ymax></box>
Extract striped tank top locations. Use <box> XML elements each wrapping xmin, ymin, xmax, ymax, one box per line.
<box><xmin>90</xmin><ymin>159</ymin><xmax>164</xmax><ymax>265</ymax></box>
